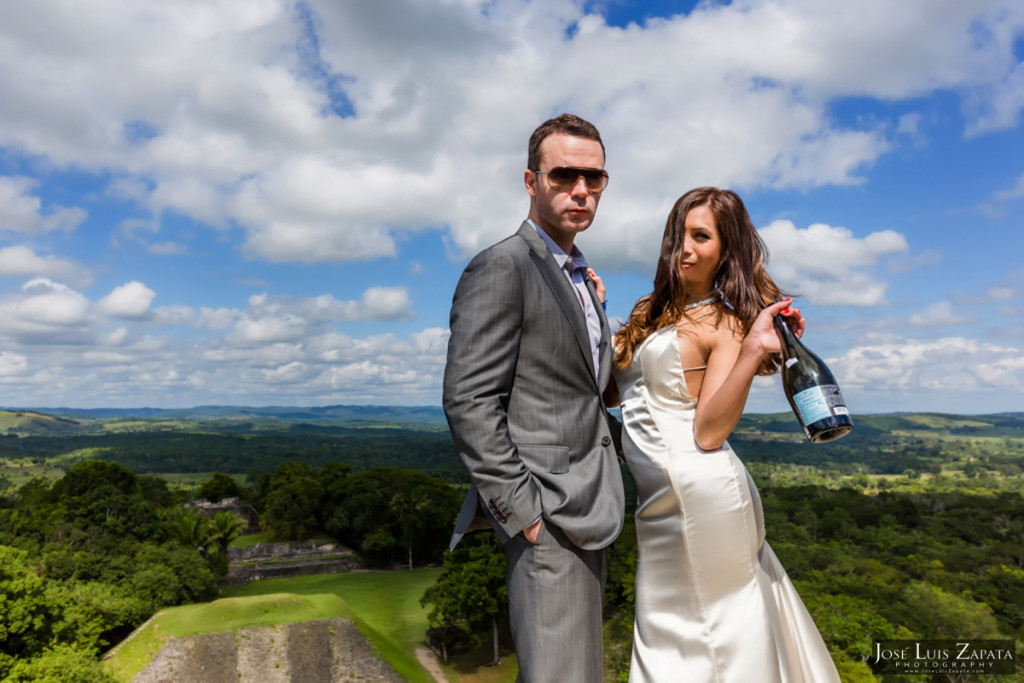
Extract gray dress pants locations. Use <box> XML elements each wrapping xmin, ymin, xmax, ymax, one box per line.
<box><xmin>504</xmin><ymin>521</ymin><xmax>607</xmax><ymax>683</ymax></box>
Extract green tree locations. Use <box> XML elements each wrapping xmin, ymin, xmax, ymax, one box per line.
<box><xmin>164</xmin><ymin>507</ymin><xmax>215</xmax><ymax>555</ymax></box>
<box><xmin>137</xmin><ymin>475</ymin><xmax>173</xmax><ymax>508</ymax></box>
<box><xmin>196</xmin><ymin>472</ymin><xmax>241</xmax><ymax>503</ymax></box>
<box><xmin>51</xmin><ymin>461</ymin><xmax>138</xmax><ymax>500</ymax></box>
<box><xmin>319</xmin><ymin>461</ymin><xmax>351</xmax><ymax>493</ymax></box>
<box><xmin>0</xmin><ymin>545</ymin><xmax>56</xmax><ymax>664</ymax></box>
<box><xmin>208</xmin><ymin>510</ymin><xmax>245</xmax><ymax>555</ymax></box>
<box><xmin>421</xmin><ymin>536</ymin><xmax>508</xmax><ymax>664</ymax></box>
<box><xmin>46</xmin><ymin>580</ymin><xmax>148</xmax><ymax>653</ymax></box>
<box><xmin>325</xmin><ymin>467</ymin><xmax>460</xmax><ymax>568</ymax></box>
<box><xmin>2</xmin><ymin>643</ymin><xmax>117</xmax><ymax>683</ymax></box>
<box><xmin>392</xmin><ymin>484</ymin><xmax>428</xmax><ymax>570</ymax></box>
<box><xmin>799</xmin><ymin>591</ymin><xmax>907</xmax><ymax>668</ymax></box>
<box><xmin>900</xmin><ymin>581</ymin><xmax>1002</xmax><ymax>639</ymax></box>
<box><xmin>129</xmin><ymin>543</ymin><xmax>218</xmax><ymax>610</ymax></box>
<box><xmin>48</xmin><ymin>461</ymin><xmax>161</xmax><ymax>540</ymax></box>
<box><xmin>605</xmin><ymin>515</ymin><xmax>637</xmax><ymax>621</ymax></box>
<box><xmin>260</xmin><ymin>462</ymin><xmax>325</xmax><ymax>541</ymax></box>
<box><xmin>603</xmin><ymin>516</ymin><xmax>638</xmax><ymax>681</ymax></box>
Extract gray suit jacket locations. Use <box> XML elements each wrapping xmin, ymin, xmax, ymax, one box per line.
<box><xmin>443</xmin><ymin>221</ymin><xmax>625</xmax><ymax>551</ymax></box>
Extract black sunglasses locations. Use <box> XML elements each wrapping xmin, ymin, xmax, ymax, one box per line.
<box><xmin>533</xmin><ymin>166</ymin><xmax>609</xmax><ymax>193</ymax></box>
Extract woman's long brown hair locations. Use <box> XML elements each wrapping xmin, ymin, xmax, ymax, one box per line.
<box><xmin>614</xmin><ymin>187</ymin><xmax>788</xmax><ymax>375</ymax></box>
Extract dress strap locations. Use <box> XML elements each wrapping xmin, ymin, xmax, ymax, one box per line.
<box><xmin>681</xmin><ymin>365</ymin><xmax>707</xmax><ymax>373</ymax></box>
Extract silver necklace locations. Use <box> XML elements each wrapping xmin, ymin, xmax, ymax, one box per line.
<box><xmin>684</xmin><ymin>293</ymin><xmax>719</xmax><ymax>310</ymax></box>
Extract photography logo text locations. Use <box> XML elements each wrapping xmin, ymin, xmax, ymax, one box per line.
<box><xmin>872</xmin><ymin>640</ymin><xmax>1016</xmax><ymax>676</ymax></box>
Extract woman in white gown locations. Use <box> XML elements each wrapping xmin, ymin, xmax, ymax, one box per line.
<box><xmin>608</xmin><ymin>187</ymin><xmax>840</xmax><ymax>683</ymax></box>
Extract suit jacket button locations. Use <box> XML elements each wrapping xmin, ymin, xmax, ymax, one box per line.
<box><xmin>601</xmin><ymin>436</ymin><xmax>612</xmax><ymax>446</ymax></box>
<box><xmin>488</xmin><ymin>498</ymin><xmax>508</xmax><ymax>524</ymax></box>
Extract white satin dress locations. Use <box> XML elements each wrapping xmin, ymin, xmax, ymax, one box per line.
<box><xmin>613</xmin><ymin>326</ymin><xmax>840</xmax><ymax>683</ymax></box>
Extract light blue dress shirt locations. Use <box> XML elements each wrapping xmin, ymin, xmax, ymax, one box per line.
<box><xmin>528</xmin><ymin>220</ymin><xmax>603</xmax><ymax>379</ymax></box>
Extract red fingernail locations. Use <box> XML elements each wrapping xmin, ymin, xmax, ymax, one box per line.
<box><xmin>782</xmin><ymin>309</ymin><xmax>791</xmax><ymax>315</ymax></box>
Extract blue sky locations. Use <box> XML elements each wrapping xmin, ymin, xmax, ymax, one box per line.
<box><xmin>1</xmin><ymin>0</ymin><xmax>1023</xmax><ymax>414</ymax></box>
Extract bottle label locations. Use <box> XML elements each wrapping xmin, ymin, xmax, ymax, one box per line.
<box><xmin>785</xmin><ymin>358</ymin><xmax>798</xmax><ymax>368</ymax></box>
<box><xmin>793</xmin><ymin>384</ymin><xmax>847</xmax><ymax>424</ymax></box>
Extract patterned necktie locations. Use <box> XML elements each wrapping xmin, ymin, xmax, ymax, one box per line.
<box><xmin>565</xmin><ymin>258</ymin><xmax>585</xmax><ymax>308</ymax></box>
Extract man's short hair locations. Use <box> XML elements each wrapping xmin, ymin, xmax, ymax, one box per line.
<box><xmin>528</xmin><ymin>114</ymin><xmax>605</xmax><ymax>171</ymax></box>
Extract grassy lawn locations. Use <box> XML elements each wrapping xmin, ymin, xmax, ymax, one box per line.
<box><xmin>104</xmin><ymin>592</ymin><xmax>349</xmax><ymax>682</ymax></box>
<box><xmin>441</xmin><ymin>645</ymin><xmax>520</xmax><ymax>683</ymax></box>
<box><xmin>223</xmin><ymin>569</ymin><xmax>443</xmax><ymax>682</ymax></box>
<box><xmin>106</xmin><ymin>568</ymin><xmax>519</xmax><ymax>682</ymax></box>
<box><xmin>230</xmin><ymin>530</ymin><xmax>277</xmax><ymax>548</ymax></box>
<box><xmin>121</xmin><ymin>568</ymin><xmax>523</xmax><ymax>682</ymax></box>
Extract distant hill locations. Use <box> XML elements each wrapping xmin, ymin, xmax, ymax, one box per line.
<box><xmin>0</xmin><ymin>410</ymin><xmax>85</xmax><ymax>436</ymax></box>
<box><xmin>3</xmin><ymin>404</ymin><xmax>449</xmax><ymax>428</ymax></box>
<box><xmin>735</xmin><ymin>410</ymin><xmax>1024</xmax><ymax>437</ymax></box>
<box><xmin>1</xmin><ymin>404</ymin><xmax>1021</xmax><ymax>440</ymax></box>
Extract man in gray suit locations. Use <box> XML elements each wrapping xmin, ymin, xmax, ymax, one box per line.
<box><xmin>443</xmin><ymin>114</ymin><xmax>625</xmax><ymax>682</ymax></box>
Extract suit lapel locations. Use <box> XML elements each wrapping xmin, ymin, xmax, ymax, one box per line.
<box><xmin>516</xmin><ymin>222</ymin><xmax>598</xmax><ymax>384</ymax></box>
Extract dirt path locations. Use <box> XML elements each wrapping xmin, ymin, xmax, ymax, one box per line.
<box><xmin>416</xmin><ymin>647</ymin><xmax>449</xmax><ymax>683</ymax></box>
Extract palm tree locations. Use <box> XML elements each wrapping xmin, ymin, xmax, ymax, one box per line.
<box><xmin>392</xmin><ymin>484</ymin><xmax>428</xmax><ymax>570</ymax></box>
<box><xmin>165</xmin><ymin>507</ymin><xmax>215</xmax><ymax>555</ymax></box>
<box><xmin>208</xmin><ymin>510</ymin><xmax>246</xmax><ymax>555</ymax></box>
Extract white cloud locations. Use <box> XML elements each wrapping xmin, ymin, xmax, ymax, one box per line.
<box><xmin>0</xmin><ymin>278</ymin><xmax>94</xmax><ymax>344</ymax></box>
<box><xmin>104</xmin><ymin>327</ymin><xmax>129</xmax><ymax>347</ymax></box>
<box><xmin>230</xmin><ymin>313</ymin><xmax>309</xmax><ymax>346</ymax></box>
<box><xmin>0</xmin><ymin>271</ymin><xmax>443</xmax><ymax>405</ymax></box>
<box><xmin>759</xmin><ymin>220</ymin><xmax>909</xmax><ymax>305</ymax></box>
<box><xmin>836</xmin><ymin>336</ymin><xmax>1024</xmax><ymax>394</ymax></box>
<box><xmin>196</xmin><ymin>306</ymin><xmax>242</xmax><ymax>331</ymax></box>
<box><xmin>151</xmin><ymin>305</ymin><xmax>196</xmax><ymax>327</ymax></box>
<box><xmin>0</xmin><ymin>245</ymin><xmax>92</xmax><ymax>287</ymax></box>
<box><xmin>149</xmin><ymin>241</ymin><xmax>188</xmax><ymax>255</ymax></box>
<box><xmin>979</xmin><ymin>170</ymin><xmax>1024</xmax><ymax>216</ymax></box>
<box><xmin>965</xmin><ymin>60</ymin><xmax>1024</xmax><ymax>137</ymax></box>
<box><xmin>242</xmin><ymin>221</ymin><xmax>399</xmax><ymax>263</ymax></box>
<box><xmin>16</xmin><ymin>279</ymin><xmax>90</xmax><ymax>325</ymax></box>
<box><xmin>227</xmin><ymin>288</ymin><xmax>414</xmax><ymax>346</ymax></box>
<box><xmin>0</xmin><ymin>324</ymin><xmax>450</xmax><ymax>408</ymax></box>
<box><xmin>0</xmin><ymin>0</ymin><xmax>1022</xmax><ymax>410</ymax></box>
<box><xmin>359</xmin><ymin>287</ymin><xmax>414</xmax><ymax>321</ymax></box>
<box><xmin>0</xmin><ymin>351</ymin><xmax>29</xmax><ymax>377</ymax></box>
<box><xmin>955</xmin><ymin>285</ymin><xmax>1020</xmax><ymax>305</ymax></box>
<box><xmin>888</xmin><ymin>249</ymin><xmax>942</xmax><ymax>275</ymax></box>
<box><xmin>0</xmin><ymin>0</ymin><xmax>1019</xmax><ymax>268</ymax></box>
<box><xmin>412</xmin><ymin>327</ymin><xmax>450</xmax><ymax>354</ymax></box>
<box><xmin>907</xmin><ymin>300</ymin><xmax>975</xmax><ymax>327</ymax></box>
<box><xmin>896</xmin><ymin>113</ymin><xmax>923</xmax><ymax>137</ymax></box>
<box><xmin>0</xmin><ymin>176</ymin><xmax>87</xmax><ymax>235</ymax></box>
<box><xmin>993</xmin><ymin>172</ymin><xmax>1024</xmax><ymax>201</ymax></box>
<box><xmin>97</xmin><ymin>281</ymin><xmax>157</xmax><ymax>320</ymax></box>
<box><xmin>985</xmin><ymin>286</ymin><xmax>1016</xmax><ymax>302</ymax></box>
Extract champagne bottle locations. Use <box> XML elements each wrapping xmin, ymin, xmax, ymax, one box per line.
<box><xmin>773</xmin><ymin>313</ymin><xmax>853</xmax><ymax>443</ymax></box>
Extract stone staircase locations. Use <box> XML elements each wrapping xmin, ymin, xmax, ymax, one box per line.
<box><xmin>132</xmin><ymin>618</ymin><xmax>403</xmax><ymax>683</ymax></box>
